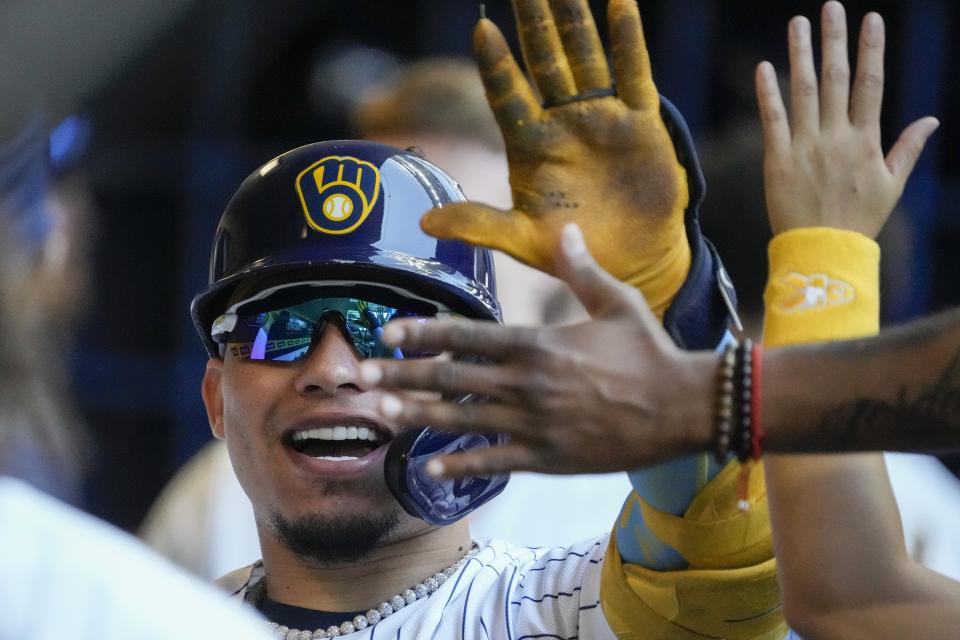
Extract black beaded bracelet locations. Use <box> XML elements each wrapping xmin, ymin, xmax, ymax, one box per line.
<box><xmin>733</xmin><ymin>339</ymin><xmax>754</xmax><ymax>463</ymax></box>
<box><xmin>713</xmin><ymin>339</ymin><xmax>757</xmax><ymax>464</ymax></box>
<box><xmin>713</xmin><ymin>343</ymin><xmax>736</xmax><ymax>463</ymax></box>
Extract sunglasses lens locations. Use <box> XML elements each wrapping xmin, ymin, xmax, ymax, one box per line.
<box><xmin>221</xmin><ymin>297</ymin><xmax>442</xmax><ymax>362</ymax></box>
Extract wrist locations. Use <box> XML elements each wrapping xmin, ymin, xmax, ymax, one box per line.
<box><xmin>676</xmin><ymin>350</ymin><xmax>717</xmax><ymax>455</ymax></box>
<box><xmin>624</xmin><ymin>224</ymin><xmax>691</xmax><ymax>319</ymax></box>
<box><xmin>763</xmin><ymin>227</ymin><xmax>880</xmax><ymax>347</ymax></box>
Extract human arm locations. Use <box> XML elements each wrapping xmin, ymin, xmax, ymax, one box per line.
<box><xmin>754</xmin><ymin>3</ymin><xmax>950</xmax><ymax>638</ymax></box>
<box><xmin>762</xmin><ymin>307</ymin><xmax>960</xmax><ymax>454</ymax></box>
<box><xmin>361</xmin><ymin>241</ymin><xmax>960</xmax><ymax>467</ymax></box>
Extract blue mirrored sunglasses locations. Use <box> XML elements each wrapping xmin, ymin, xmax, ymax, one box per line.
<box><xmin>211</xmin><ymin>284</ymin><xmax>456</xmax><ymax>362</ymax></box>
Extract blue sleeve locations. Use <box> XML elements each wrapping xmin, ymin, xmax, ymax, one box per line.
<box><xmin>615</xmin><ymin>331</ymin><xmax>735</xmax><ymax>570</ymax></box>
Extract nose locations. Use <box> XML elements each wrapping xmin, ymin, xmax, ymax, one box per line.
<box><xmin>293</xmin><ymin>323</ymin><xmax>364</xmax><ymax>396</ymax></box>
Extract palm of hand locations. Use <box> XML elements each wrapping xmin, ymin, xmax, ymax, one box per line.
<box><xmin>497</xmin><ymin>100</ymin><xmax>687</xmax><ymax>279</ymax></box>
<box><xmin>420</xmin><ymin>0</ymin><xmax>690</xmax><ymax>308</ymax></box>
<box><xmin>765</xmin><ymin>127</ymin><xmax>905</xmax><ymax>238</ymax></box>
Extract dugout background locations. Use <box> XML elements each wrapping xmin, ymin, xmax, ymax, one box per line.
<box><xmin>52</xmin><ymin>0</ymin><xmax>960</xmax><ymax>530</ymax></box>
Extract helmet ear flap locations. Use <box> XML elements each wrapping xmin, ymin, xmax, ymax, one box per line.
<box><xmin>385</xmin><ymin>427</ymin><xmax>510</xmax><ymax>525</ymax></box>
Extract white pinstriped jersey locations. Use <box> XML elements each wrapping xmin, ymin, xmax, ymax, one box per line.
<box><xmin>228</xmin><ymin>536</ymin><xmax>617</xmax><ymax>639</ymax></box>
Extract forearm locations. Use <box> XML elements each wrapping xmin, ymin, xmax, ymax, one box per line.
<box><xmin>617</xmin><ymin>454</ymin><xmax>722</xmax><ymax>570</ymax></box>
<box><xmin>784</xmin><ymin>557</ymin><xmax>960</xmax><ymax>640</ymax></box>
<box><xmin>762</xmin><ymin>306</ymin><xmax>960</xmax><ymax>454</ymax></box>
<box><xmin>759</xmin><ymin>228</ymin><xmax>910</xmax><ymax>633</ymax></box>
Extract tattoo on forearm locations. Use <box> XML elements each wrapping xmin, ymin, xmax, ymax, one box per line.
<box><xmin>818</xmin><ymin>347</ymin><xmax>960</xmax><ymax>451</ymax></box>
<box><xmin>547</xmin><ymin>191</ymin><xmax>579</xmax><ymax>209</ymax></box>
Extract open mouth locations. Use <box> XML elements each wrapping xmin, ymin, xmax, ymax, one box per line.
<box><xmin>286</xmin><ymin>423</ymin><xmax>388</xmax><ymax>461</ymax></box>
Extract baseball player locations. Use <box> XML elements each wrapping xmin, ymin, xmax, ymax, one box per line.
<box><xmin>195</xmin><ymin>1</ymin><xmax>786</xmax><ymax>638</ymax></box>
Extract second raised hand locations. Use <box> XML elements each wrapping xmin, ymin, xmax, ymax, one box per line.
<box><xmin>419</xmin><ymin>0</ymin><xmax>691</xmax><ymax>317</ymax></box>
<box><xmin>756</xmin><ymin>1</ymin><xmax>939</xmax><ymax>237</ymax></box>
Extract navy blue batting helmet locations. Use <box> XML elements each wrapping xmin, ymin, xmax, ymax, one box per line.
<box><xmin>191</xmin><ymin>140</ymin><xmax>500</xmax><ymax>356</ymax></box>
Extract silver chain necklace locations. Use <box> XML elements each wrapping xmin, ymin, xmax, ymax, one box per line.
<box><xmin>264</xmin><ymin>546</ymin><xmax>478</xmax><ymax>639</ymax></box>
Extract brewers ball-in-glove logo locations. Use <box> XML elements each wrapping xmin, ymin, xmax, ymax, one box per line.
<box><xmin>296</xmin><ymin>155</ymin><xmax>381</xmax><ymax>234</ymax></box>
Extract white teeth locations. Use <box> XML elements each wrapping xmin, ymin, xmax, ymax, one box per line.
<box><xmin>313</xmin><ymin>455</ymin><xmax>359</xmax><ymax>461</ymax></box>
<box><xmin>291</xmin><ymin>426</ymin><xmax>382</xmax><ymax>443</ymax></box>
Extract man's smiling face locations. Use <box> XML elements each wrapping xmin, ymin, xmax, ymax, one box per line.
<box><xmin>202</xmin><ymin>290</ymin><xmax>432</xmax><ymax>564</ymax></box>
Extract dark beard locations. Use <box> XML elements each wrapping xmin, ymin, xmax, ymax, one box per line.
<box><xmin>271</xmin><ymin>509</ymin><xmax>402</xmax><ymax>565</ymax></box>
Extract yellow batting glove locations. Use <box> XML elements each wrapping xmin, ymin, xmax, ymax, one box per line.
<box><xmin>420</xmin><ymin>0</ymin><xmax>690</xmax><ymax>317</ymax></box>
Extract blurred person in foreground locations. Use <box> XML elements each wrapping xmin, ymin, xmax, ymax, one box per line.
<box><xmin>0</xmin><ymin>122</ymin><xmax>271</xmax><ymax>640</ymax></box>
<box><xmin>0</xmin><ymin>115</ymin><xmax>84</xmax><ymax>502</ymax></box>
<box><xmin>192</xmin><ymin>0</ymin><xmax>790</xmax><ymax>638</ymax></box>
<box><xmin>360</xmin><ymin>2</ymin><xmax>953</xmax><ymax>638</ymax></box>
<box><xmin>0</xmin><ymin>2</ymin><xmax>281</xmax><ymax>635</ymax></box>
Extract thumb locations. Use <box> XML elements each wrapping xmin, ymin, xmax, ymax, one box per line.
<box><xmin>554</xmin><ymin>223</ymin><xmax>654</xmax><ymax>321</ymax></box>
<box><xmin>420</xmin><ymin>203</ymin><xmax>543</xmax><ymax>270</ymax></box>
<box><xmin>886</xmin><ymin>116</ymin><xmax>939</xmax><ymax>185</ymax></box>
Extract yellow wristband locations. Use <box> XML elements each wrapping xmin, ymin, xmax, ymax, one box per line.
<box><xmin>763</xmin><ymin>227</ymin><xmax>879</xmax><ymax>347</ymax></box>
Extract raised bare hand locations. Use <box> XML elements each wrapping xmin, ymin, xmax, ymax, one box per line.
<box><xmin>756</xmin><ymin>1</ymin><xmax>938</xmax><ymax>237</ymax></box>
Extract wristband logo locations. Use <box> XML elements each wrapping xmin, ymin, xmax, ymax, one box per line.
<box><xmin>775</xmin><ymin>272</ymin><xmax>854</xmax><ymax>313</ymax></box>
<box><xmin>296</xmin><ymin>155</ymin><xmax>381</xmax><ymax>235</ymax></box>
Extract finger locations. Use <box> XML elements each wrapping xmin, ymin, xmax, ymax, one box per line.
<box><xmin>420</xmin><ymin>202</ymin><xmax>545</xmax><ymax>270</ymax></box>
<box><xmin>473</xmin><ymin>18</ymin><xmax>542</xmax><ymax>135</ymax></box>
<box><xmin>512</xmin><ymin>0</ymin><xmax>578</xmax><ymax>104</ymax></box>
<box><xmin>788</xmin><ymin>15</ymin><xmax>819</xmax><ymax>135</ymax></box>
<box><xmin>361</xmin><ymin>358</ymin><xmax>512</xmax><ymax>397</ymax></box>
<box><xmin>885</xmin><ymin>116</ymin><xmax>939</xmax><ymax>185</ymax></box>
<box><xmin>554</xmin><ymin>223</ymin><xmax>655</xmax><ymax>323</ymax></box>
<box><xmin>549</xmin><ymin>0</ymin><xmax>611</xmax><ymax>93</ymax></box>
<box><xmin>378</xmin><ymin>395</ymin><xmax>535</xmax><ymax>439</ymax></box>
<box><xmin>430</xmin><ymin>444</ymin><xmax>543</xmax><ymax>479</ymax></box>
<box><xmin>375</xmin><ymin>318</ymin><xmax>541</xmax><ymax>361</ymax></box>
<box><xmin>849</xmin><ymin>12</ymin><xmax>885</xmax><ymax>129</ymax></box>
<box><xmin>608</xmin><ymin>0</ymin><xmax>657</xmax><ymax>111</ymax></box>
<box><xmin>363</xmin><ymin>357</ymin><xmax>541</xmax><ymax>405</ymax></box>
<box><xmin>819</xmin><ymin>1</ymin><xmax>851</xmax><ymax>129</ymax></box>
<box><xmin>755</xmin><ymin>62</ymin><xmax>791</xmax><ymax>159</ymax></box>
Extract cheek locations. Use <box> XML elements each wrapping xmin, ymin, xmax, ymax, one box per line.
<box><xmin>219</xmin><ymin>360</ymin><xmax>287</xmax><ymax>432</ymax></box>
<box><xmin>217</xmin><ymin>363</ymin><xmax>286</xmax><ymax>470</ymax></box>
